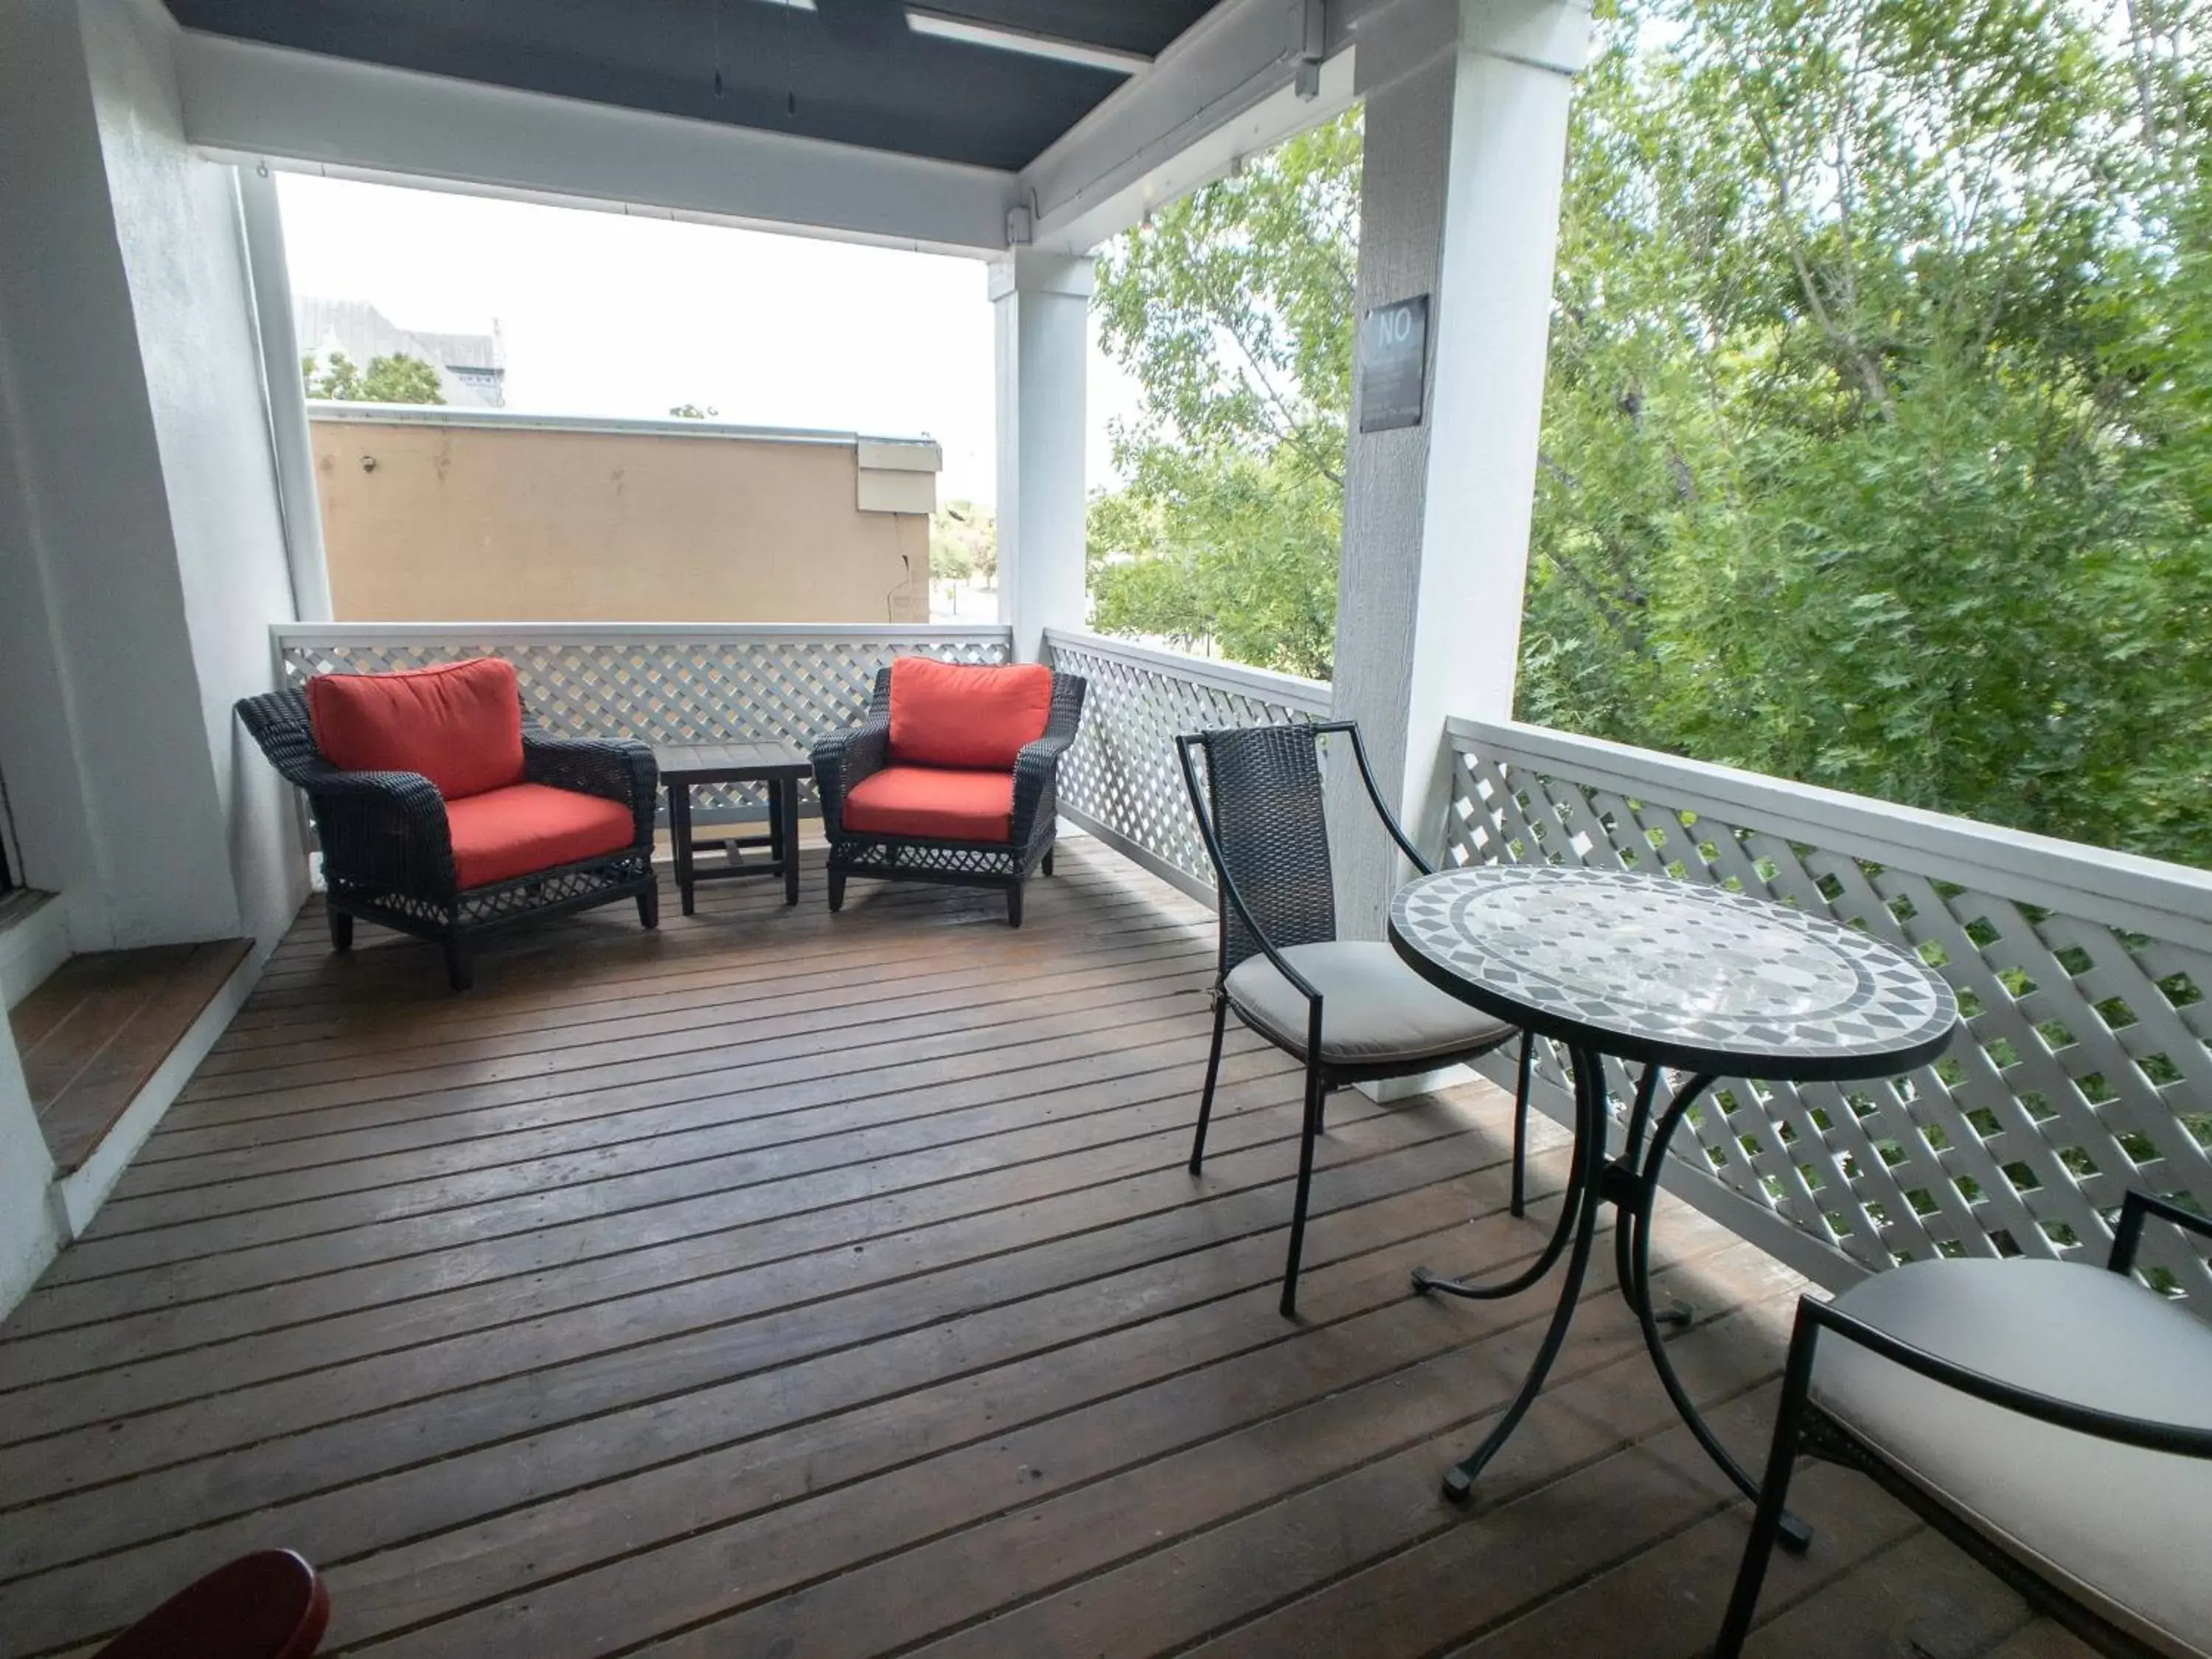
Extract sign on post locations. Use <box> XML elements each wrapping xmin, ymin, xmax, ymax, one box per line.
<box><xmin>1358</xmin><ymin>294</ymin><xmax>1430</xmax><ymax>434</ymax></box>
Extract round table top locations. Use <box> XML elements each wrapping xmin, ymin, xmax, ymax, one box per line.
<box><xmin>1388</xmin><ymin>864</ymin><xmax>1958</xmax><ymax>1081</ymax></box>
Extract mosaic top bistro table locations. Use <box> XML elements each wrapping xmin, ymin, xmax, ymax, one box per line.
<box><xmin>652</xmin><ymin>741</ymin><xmax>813</xmax><ymax>915</ymax></box>
<box><xmin>1388</xmin><ymin>864</ymin><xmax>1958</xmax><ymax>1537</ymax></box>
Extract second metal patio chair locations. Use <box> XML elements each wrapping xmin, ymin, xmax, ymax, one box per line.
<box><xmin>1716</xmin><ymin>1189</ymin><xmax>2212</xmax><ymax>1658</ymax></box>
<box><xmin>1177</xmin><ymin>721</ymin><xmax>1532</xmax><ymax>1319</ymax></box>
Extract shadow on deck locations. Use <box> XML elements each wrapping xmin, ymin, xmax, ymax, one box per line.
<box><xmin>0</xmin><ymin>836</ymin><xmax>2090</xmax><ymax>1658</ymax></box>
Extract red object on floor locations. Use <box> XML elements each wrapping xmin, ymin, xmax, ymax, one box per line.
<box><xmin>96</xmin><ymin>1549</ymin><xmax>329</xmax><ymax>1659</ymax></box>
<box><xmin>445</xmin><ymin>782</ymin><xmax>638</xmax><ymax>890</ymax></box>
<box><xmin>886</xmin><ymin>656</ymin><xmax>1051</xmax><ymax>771</ymax></box>
<box><xmin>305</xmin><ymin>655</ymin><xmax>526</xmax><ymax>801</ymax></box>
<box><xmin>843</xmin><ymin>765</ymin><xmax>1017</xmax><ymax>842</ymax></box>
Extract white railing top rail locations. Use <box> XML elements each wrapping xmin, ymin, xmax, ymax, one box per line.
<box><xmin>1043</xmin><ymin>628</ymin><xmax>1333</xmax><ymax>718</ymax></box>
<box><xmin>1450</xmin><ymin>716</ymin><xmax>2212</xmax><ymax>954</ymax></box>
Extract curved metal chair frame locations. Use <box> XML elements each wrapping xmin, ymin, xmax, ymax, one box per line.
<box><xmin>1717</xmin><ymin>1189</ymin><xmax>2212</xmax><ymax>1658</ymax></box>
<box><xmin>236</xmin><ymin>688</ymin><xmax>659</xmax><ymax>991</ymax></box>
<box><xmin>1176</xmin><ymin>720</ymin><xmax>1531</xmax><ymax>1318</ymax></box>
<box><xmin>811</xmin><ymin>666</ymin><xmax>1085</xmax><ymax>928</ymax></box>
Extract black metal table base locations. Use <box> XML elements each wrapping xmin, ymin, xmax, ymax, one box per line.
<box><xmin>1414</xmin><ymin>1043</ymin><xmax>1813</xmax><ymax>1553</ymax></box>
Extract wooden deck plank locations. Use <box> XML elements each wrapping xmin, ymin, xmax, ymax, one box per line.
<box><xmin>1739</xmin><ymin>1528</ymin><xmax>2037</xmax><ymax>1659</ymax></box>
<box><xmin>9</xmin><ymin>941</ymin><xmax>248</xmax><ymax>1172</ymax></box>
<box><xmin>0</xmin><ymin>1169</ymin><xmax>1537</xmax><ymax>1649</ymax></box>
<box><xmin>0</xmin><ymin>838</ymin><xmax>2065</xmax><ymax>1659</ymax></box>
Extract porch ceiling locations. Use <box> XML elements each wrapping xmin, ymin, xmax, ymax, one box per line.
<box><xmin>160</xmin><ymin>0</ymin><xmax>1222</xmax><ymax>171</ymax></box>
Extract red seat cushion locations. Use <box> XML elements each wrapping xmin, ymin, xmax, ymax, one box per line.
<box><xmin>843</xmin><ymin>765</ymin><xmax>1016</xmax><ymax>844</ymax></box>
<box><xmin>445</xmin><ymin>783</ymin><xmax>636</xmax><ymax>890</ymax></box>
<box><xmin>307</xmin><ymin>657</ymin><xmax>526</xmax><ymax>801</ymax></box>
<box><xmin>97</xmin><ymin>1548</ymin><xmax>328</xmax><ymax>1659</ymax></box>
<box><xmin>886</xmin><ymin>658</ymin><xmax>1051</xmax><ymax>772</ymax></box>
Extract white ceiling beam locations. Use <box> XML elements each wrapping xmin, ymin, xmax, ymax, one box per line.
<box><xmin>1019</xmin><ymin>0</ymin><xmax>1373</xmax><ymax>254</ymax></box>
<box><xmin>175</xmin><ymin>31</ymin><xmax>1021</xmax><ymax>255</ymax></box>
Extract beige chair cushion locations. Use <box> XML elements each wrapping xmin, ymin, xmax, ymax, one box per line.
<box><xmin>1223</xmin><ymin>941</ymin><xmax>1513</xmax><ymax>1067</ymax></box>
<box><xmin>1815</xmin><ymin>1257</ymin><xmax>2212</xmax><ymax>1658</ymax></box>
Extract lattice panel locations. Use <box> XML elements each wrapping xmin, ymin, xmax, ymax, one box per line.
<box><xmin>276</xmin><ymin>628</ymin><xmax>1010</xmax><ymax>817</ymax></box>
<box><xmin>1449</xmin><ymin>737</ymin><xmax>2212</xmax><ymax>1304</ymax></box>
<box><xmin>1046</xmin><ymin>633</ymin><xmax>1329</xmax><ymax>889</ymax></box>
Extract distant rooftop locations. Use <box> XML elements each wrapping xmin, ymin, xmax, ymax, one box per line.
<box><xmin>295</xmin><ymin>296</ymin><xmax>506</xmax><ymax>407</ymax></box>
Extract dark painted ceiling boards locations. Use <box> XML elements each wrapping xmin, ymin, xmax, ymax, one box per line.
<box><xmin>162</xmin><ymin>0</ymin><xmax>1222</xmax><ymax>171</ymax></box>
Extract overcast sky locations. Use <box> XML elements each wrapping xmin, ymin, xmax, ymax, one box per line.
<box><xmin>275</xmin><ymin>172</ymin><xmax>1144</xmax><ymax>508</ymax></box>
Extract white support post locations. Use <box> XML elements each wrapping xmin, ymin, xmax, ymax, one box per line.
<box><xmin>991</xmin><ymin>250</ymin><xmax>1093</xmax><ymax>664</ymax></box>
<box><xmin>1328</xmin><ymin>0</ymin><xmax>1590</xmax><ymax>937</ymax></box>
<box><xmin>237</xmin><ymin>161</ymin><xmax>332</xmax><ymax>622</ymax></box>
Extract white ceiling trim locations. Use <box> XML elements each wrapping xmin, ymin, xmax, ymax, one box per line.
<box><xmin>175</xmin><ymin>30</ymin><xmax>1023</xmax><ymax>254</ymax></box>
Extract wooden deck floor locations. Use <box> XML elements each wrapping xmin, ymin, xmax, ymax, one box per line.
<box><xmin>0</xmin><ymin>837</ymin><xmax>2091</xmax><ymax>1658</ymax></box>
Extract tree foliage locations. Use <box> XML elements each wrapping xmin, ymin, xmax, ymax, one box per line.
<box><xmin>931</xmin><ymin>499</ymin><xmax>998</xmax><ymax>586</ymax></box>
<box><xmin>1088</xmin><ymin>114</ymin><xmax>1359</xmax><ymax>679</ymax></box>
<box><xmin>1088</xmin><ymin>0</ymin><xmax>2212</xmax><ymax>864</ymax></box>
<box><xmin>1528</xmin><ymin>0</ymin><xmax>2212</xmax><ymax>860</ymax></box>
<box><xmin>302</xmin><ymin>349</ymin><xmax>445</xmax><ymax>405</ymax></box>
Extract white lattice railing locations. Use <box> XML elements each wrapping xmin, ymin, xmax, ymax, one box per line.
<box><xmin>270</xmin><ymin>622</ymin><xmax>1012</xmax><ymax>821</ymax></box>
<box><xmin>1044</xmin><ymin>628</ymin><xmax>1332</xmax><ymax>899</ymax></box>
<box><xmin>1449</xmin><ymin>716</ymin><xmax>2212</xmax><ymax>1304</ymax></box>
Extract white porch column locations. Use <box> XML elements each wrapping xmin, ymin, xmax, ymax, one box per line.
<box><xmin>238</xmin><ymin>161</ymin><xmax>333</xmax><ymax>623</ymax></box>
<box><xmin>990</xmin><ymin>249</ymin><xmax>1092</xmax><ymax>664</ymax></box>
<box><xmin>1329</xmin><ymin>0</ymin><xmax>1591</xmax><ymax>936</ymax></box>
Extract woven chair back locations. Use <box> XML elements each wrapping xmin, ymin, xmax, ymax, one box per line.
<box><xmin>1194</xmin><ymin>724</ymin><xmax>1338</xmax><ymax>973</ymax></box>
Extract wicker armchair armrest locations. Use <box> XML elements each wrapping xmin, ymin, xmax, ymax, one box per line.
<box><xmin>524</xmin><ymin>731</ymin><xmax>658</xmax><ymax>847</ymax></box>
<box><xmin>811</xmin><ymin>715</ymin><xmax>891</xmax><ymax>838</ymax></box>
<box><xmin>305</xmin><ymin>767</ymin><xmax>459</xmax><ymax>900</ymax></box>
<box><xmin>1009</xmin><ymin>729</ymin><xmax>1077</xmax><ymax>850</ymax></box>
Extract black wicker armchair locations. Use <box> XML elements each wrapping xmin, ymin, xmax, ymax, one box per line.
<box><xmin>812</xmin><ymin>659</ymin><xmax>1085</xmax><ymax>927</ymax></box>
<box><xmin>237</xmin><ymin>669</ymin><xmax>658</xmax><ymax>991</ymax></box>
<box><xmin>1178</xmin><ymin>721</ymin><xmax>1534</xmax><ymax>1318</ymax></box>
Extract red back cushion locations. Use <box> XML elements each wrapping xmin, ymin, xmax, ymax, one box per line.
<box><xmin>306</xmin><ymin>657</ymin><xmax>526</xmax><ymax>801</ymax></box>
<box><xmin>886</xmin><ymin>658</ymin><xmax>1052</xmax><ymax>771</ymax></box>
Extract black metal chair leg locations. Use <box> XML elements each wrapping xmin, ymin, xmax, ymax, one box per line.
<box><xmin>1511</xmin><ymin>1032</ymin><xmax>1532</xmax><ymax>1217</ymax></box>
<box><xmin>328</xmin><ymin>909</ymin><xmax>354</xmax><ymax>952</ymax></box>
<box><xmin>1714</xmin><ymin>1312</ymin><xmax>1820</xmax><ymax>1657</ymax></box>
<box><xmin>827</xmin><ymin>869</ymin><xmax>846</xmax><ymax>913</ymax></box>
<box><xmin>1006</xmin><ymin>880</ymin><xmax>1024</xmax><ymax>928</ymax></box>
<box><xmin>1189</xmin><ymin>995</ymin><xmax>1230</xmax><ymax>1173</ymax></box>
<box><xmin>442</xmin><ymin>936</ymin><xmax>473</xmax><ymax>993</ymax></box>
<box><xmin>1042</xmin><ymin>848</ymin><xmax>1055</xmax><ymax>877</ymax></box>
<box><xmin>1279</xmin><ymin>1060</ymin><xmax>1326</xmax><ymax>1320</ymax></box>
<box><xmin>636</xmin><ymin>883</ymin><xmax>659</xmax><ymax>930</ymax></box>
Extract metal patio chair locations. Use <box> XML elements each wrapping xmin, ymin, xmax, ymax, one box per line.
<box><xmin>1717</xmin><ymin>1189</ymin><xmax>2212</xmax><ymax>1658</ymax></box>
<box><xmin>1176</xmin><ymin>721</ymin><xmax>1532</xmax><ymax>1318</ymax></box>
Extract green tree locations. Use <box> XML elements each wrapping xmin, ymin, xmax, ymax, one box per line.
<box><xmin>931</xmin><ymin>499</ymin><xmax>997</xmax><ymax>588</ymax></box>
<box><xmin>1091</xmin><ymin>0</ymin><xmax>2212</xmax><ymax>866</ymax></box>
<box><xmin>668</xmin><ymin>403</ymin><xmax>719</xmax><ymax>419</ymax></box>
<box><xmin>1088</xmin><ymin>112</ymin><xmax>1360</xmax><ymax>678</ymax></box>
<box><xmin>1525</xmin><ymin>0</ymin><xmax>2212</xmax><ymax>860</ymax></box>
<box><xmin>302</xmin><ymin>349</ymin><xmax>446</xmax><ymax>405</ymax></box>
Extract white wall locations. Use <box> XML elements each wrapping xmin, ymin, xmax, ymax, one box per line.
<box><xmin>0</xmin><ymin>0</ymin><xmax>305</xmax><ymax>1317</ymax></box>
<box><xmin>0</xmin><ymin>1025</ymin><xmax>60</xmax><ymax>1318</ymax></box>
<box><xmin>82</xmin><ymin>0</ymin><xmax>306</xmax><ymax>948</ymax></box>
<box><xmin>0</xmin><ymin>0</ymin><xmax>304</xmax><ymax>956</ymax></box>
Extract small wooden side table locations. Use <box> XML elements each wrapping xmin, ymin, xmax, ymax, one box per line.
<box><xmin>652</xmin><ymin>741</ymin><xmax>813</xmax><ymax>915</ymax></box>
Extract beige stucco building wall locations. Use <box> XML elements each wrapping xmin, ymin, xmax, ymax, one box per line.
<box><xmin>309</xmin><ymin>408</ymin><xmax>939</xmax><ymax>623</ymax></box>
